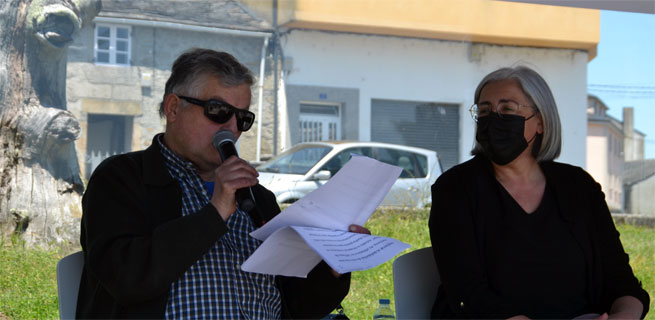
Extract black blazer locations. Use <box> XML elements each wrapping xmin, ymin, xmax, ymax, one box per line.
<box><xmin>77</xmin><ymin>136</ymin><xmax>349</xmax><ymax>318</ymax></box>
<box><xmin>429</xmin><ymin>155</ymin><xmax>650</xmax><ymax>319</ymax></box>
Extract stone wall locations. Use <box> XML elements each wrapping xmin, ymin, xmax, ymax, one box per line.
<box><xmin>612</xmin><ymin>213</ymin><xmax>655</xmax><ymax>228</ymax></box>
<box><xmin>67</xmin><ymin>22</ymin><xmax>275</xmax><ymax>177</ymax></box>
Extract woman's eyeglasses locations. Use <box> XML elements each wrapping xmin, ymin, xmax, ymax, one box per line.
<box><xmin>178</xmin><ymin>95</ymin><xmax>255</xmax><ymax>131</ymax></box>
<box><xmin>469</xmin><ymin>100</ymin><xmax>535</xmax><ymax>122</ymax></box>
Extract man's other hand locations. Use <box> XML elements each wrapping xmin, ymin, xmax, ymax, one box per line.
<box><xmin>348</xmin><ymin>224</ymin><xmax>371</xmax><ymax>235</ymax></box>
<box><xmin>330</xmin><ymin>224</ymin><xmax>372</xmax><ymax>277</ymax></box>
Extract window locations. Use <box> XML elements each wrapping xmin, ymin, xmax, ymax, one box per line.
<box><xmin>317</xmin><ymin>147</ymin><xmax>428</xmax><ymax>179</ymax></box>
<box><xmin>94</xmin><ymin>24</ymin><xmax>131</xmax><ymax>66</ymax></box>
<box><xmin>257</xmin><ymin>145</ymin><xmax>332</xmax><ymax>175</ymax></box>
<box><xmin>319</xmin><ymin>147</ymin><xmax>373</xmax><ymax>176</ymax></box>
<box><xmin>374</xmin><ymin>148</ymin><xmax>428</xmax><ymax>178</ymax></box>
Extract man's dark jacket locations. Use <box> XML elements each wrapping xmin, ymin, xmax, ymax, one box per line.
<box><xmin>429</xmin><ymin>155</ymin><xmax>650</xmax><ymax>319</ymax></box>
<box><xmin>77</xmin><ymin>137</ymin><xmax>349</xmax><ymax>318</ymax></box>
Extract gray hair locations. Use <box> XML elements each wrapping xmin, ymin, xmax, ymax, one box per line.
<box><xmin>158</xmin><ymin>48</ymin><xmax>255</xmax><ymax>117</ymax></box>
<box><xmin>471</xmin><ymin>66</ymin><xmax>561</xmax><ymax>162</ymax></box>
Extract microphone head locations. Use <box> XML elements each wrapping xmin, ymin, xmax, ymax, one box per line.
<box><xmin>212</xmin><ymin>130</ymin><xmax>236</xmax><ymax>150</ymax></box>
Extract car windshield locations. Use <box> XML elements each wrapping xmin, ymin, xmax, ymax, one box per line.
<box><xmin>258</xmin><ymin>145</ymin><xmax>332</xmax><ymax>174</ymax></box>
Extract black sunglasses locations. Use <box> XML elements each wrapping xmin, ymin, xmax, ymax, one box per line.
<box><xmin>178</xmin><ymin>95</ymin><xmax>255</xmax><ymax>131</ymax></box>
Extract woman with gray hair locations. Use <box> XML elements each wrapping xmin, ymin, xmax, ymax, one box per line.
<box><xmin>429</xmin><ymin>66</ymin><xmax>649</xmax><ymax>319</ymax></box>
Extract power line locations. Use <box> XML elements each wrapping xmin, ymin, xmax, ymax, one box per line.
<box><xmin>588</xmin><ymin>84</ymin><xmax>655</xmax><ymax>97</ymax></box>
<box><xmin>588</xmin><ymin>94</ymin><xmax>655</xmax><ymax>99</ymax></box>
<box><xmin>588</xmin><ymin>91</ymin><xmax>655</xmax><ymax>97</ymax></box>
<box><xmin>589</xmin><ymin>84</ymin><xmax>655</xmax><ymax>90</ymax></box>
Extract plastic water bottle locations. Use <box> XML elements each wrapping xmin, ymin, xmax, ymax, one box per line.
<box><xmin>373</xmin><ymin>298</ymin><xmax>395</xmax><ymax>319</ymax></box>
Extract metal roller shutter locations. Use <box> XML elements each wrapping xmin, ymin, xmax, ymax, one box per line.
<box><xmin>371</xmin><ymin>99</ymin><xmax>459</xmax><ymax>170</ymax></box>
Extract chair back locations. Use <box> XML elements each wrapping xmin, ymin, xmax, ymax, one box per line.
<box><xmin>392</xmin><ymin>247</ymin><xmax>440</xmax><ymax>319</ymax></box>
<box><xmin>56</xmin><ymin>251</ymin><xmax>84</xmax><ymax>320</ymax></box>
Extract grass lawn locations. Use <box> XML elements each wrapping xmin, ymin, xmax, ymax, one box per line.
<box><xmin>0</xmin><ymin>209</ymin><xmax>652</xmax><ymax>319</ymax></box>
<box><xmin>0</xmin><ymin>238</ymin><xmax>67</xmax><ymax>319</ymax></box>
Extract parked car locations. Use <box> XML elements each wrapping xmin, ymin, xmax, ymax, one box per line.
<box><xmin>257</xmin><ymin>141</ymin><xmax>442</xmax><ymax>208</ymax></box>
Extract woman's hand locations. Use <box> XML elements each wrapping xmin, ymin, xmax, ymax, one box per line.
<box><xmin>607</xmin><ymin>296</ymin><xmax>643</xmax><ymax>319</ymax></box>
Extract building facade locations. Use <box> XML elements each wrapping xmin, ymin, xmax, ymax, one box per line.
<box><xmin>586</xmin><ymin>96</ymin><xmax>625</xmax><ymax>211</ymax></box>
<box><xmin>624</xmin><ymin>159</ymin><xmax>655</xmax><ymax>216</ymax></box>
<box><xmin>66</xmin><ymin>0</ymin><xmax>276</xmax><ymax>179</ymax></box>
<box><xmin>246</xmin><ymin>0</ymin><xmax>599</xmax><ymax>170</ymax></box>
<box><xmin>68</xmin><ymin>0</ymin><xmax>601</xmax><ymax>179</ymax></box>
<box><xmin>586</xmin><ymin>95</ymin><xmax>646</xmax><ymax>212</ymax></box>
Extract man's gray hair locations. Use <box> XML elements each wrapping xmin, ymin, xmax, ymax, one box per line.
<box><xmin>471</xmin><ymin>66</ymin><xmax>562</xmax><ymax>162</ymax></box>
<box><xmin>158</xmin><ymin>48</ymin><xmax>255</xmax><ymax>117</ymax></box>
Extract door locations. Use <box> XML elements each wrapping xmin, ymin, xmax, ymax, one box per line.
<box><xmin>299</xmin><ymin>102</ymin><xmax>341</xmax><ymax>142</ymax></box>
<box><xmin>85</xmin><ymin>114</ymin><xmax>133</xmax><ymax>179</ymax></box>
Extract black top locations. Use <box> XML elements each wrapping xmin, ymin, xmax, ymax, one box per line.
<box><xmin>490</xmin><ymin>182</ymin><xmax>588</xmax><ymax>319</ymax></box>
<box><xmin>429</xmin><ymin>155</ymin><xmax>650</xmax><ymax>319</ymax></box>
<box><xmin>77</xmin><ymin>135</ymin><xmax>350</xmax><ymax>319</ymax></box>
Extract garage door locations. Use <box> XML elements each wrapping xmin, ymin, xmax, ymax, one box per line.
<box><xmin>371</xmin><ymin>99</ymin><xmax>459</xmax><ymax>170</ymax></box>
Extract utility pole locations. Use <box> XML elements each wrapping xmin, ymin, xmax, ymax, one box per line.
<box><xmin>272</xmin><ymin>0</ymin><xmax>279</xmax><ymax>155</ymax></box>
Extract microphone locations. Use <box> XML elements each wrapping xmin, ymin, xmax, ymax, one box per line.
<box><xmin>212</xmin><ymin>130</ymin><xmax>256</xmax><ymax>212</ymax></box>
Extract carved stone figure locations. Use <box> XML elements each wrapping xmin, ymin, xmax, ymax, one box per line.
<box><xmin>0</xmin><ymin>0</ymin><xmax>100</xmax><ymax>247</ymax></box>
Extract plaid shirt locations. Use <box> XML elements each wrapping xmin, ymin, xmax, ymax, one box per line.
<box><xmin>157</xmin><ymin>135</ymin><xmax>281</xmax><ymax>319</ymax></box>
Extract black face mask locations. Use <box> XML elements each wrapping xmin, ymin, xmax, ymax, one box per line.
<box><xmin>475</xmin><ymin>113</ymin><xmax>536</xmax><ymax>165</ymax></box>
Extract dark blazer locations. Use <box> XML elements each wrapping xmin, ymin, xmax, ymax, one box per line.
<box><xmin>77</xmin><ymin>136</ymin><xmax>349</xmax><ymax>319</ymax></box>
<box><xmin>429</xmin><ymin>155</ymin><xmax>650</xmax><ymax>319</ymax></box>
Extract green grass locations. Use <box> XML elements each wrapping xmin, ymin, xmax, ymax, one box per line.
<box><xmin>0</xmin><ymin>211</ymin><xmax>652</xmax><ymax>320</ymax></box>
<box><xmin>340</xmin><ymin>208</ymin><xmax>432</xmax><ymax>319</ymax></box>
<box><xmin>614</xmin><ymin>222</ymin><xmax>655</xmax><ymax>319</ymax></box>
<box><xmin>0</xmin><ymin>238</ymin><xmax>69</xmax><ymax>319</ymax></box>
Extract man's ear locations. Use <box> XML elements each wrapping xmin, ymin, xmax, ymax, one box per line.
<box><xmin>163</xmin><ymin>94</ymin><xmax>180</xmax><ymax>122</ymax></box>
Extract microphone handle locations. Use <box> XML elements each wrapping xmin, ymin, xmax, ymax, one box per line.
<box><xmin>217</xmin><ymin>140</ymin><xmax>238</xmax><ymax>160</ymax></box>
<box><xmin>235</xmin><ymin>188</ymin><xmax>256</xmax><ymax>212</ymax></box>
<box><xmin>217</xmin><ymin>140</ymin><xmax>257</xmax><ymax>212</ymax></box>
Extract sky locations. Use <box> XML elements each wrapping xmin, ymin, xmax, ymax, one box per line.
<box><xmin>587</xmin><ymin>10</ymin><xmax>655</xmax><ymax>159</ymax></box>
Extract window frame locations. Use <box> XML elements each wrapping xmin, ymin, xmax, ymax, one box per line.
<box><xmin>93</xmin><ymin>23</ymin><xmax>132</xmax><ymax>66</ymax></box>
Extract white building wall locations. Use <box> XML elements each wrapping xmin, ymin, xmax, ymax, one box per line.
<box><xmin>587</xmin><ymin>135</ymin><xmax>609</xmax><ymax>188</ymax></box>
<box><xmin>630</xmin><ymin>176</ymin><xmax>655</xmax><ymax>216</ymax></box>
<box><xmin>282</xmin><ymin>30</ymin><xmax>589</xmax><ymax>168</ymax></box>
<box><xmin>587</xmin><ymin>124</ymin><xmax>623</xmax><ymax>211</ymax></box>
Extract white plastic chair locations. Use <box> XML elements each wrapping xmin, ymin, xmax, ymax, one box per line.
<box><xmin>392</xmin><ymin>247</ymin><xmax>440</xmax><ymax>319</ymax></box>
<box><xmin>56</xmin><ymin>251</ymin><xmax>84</xmax><ymax>320</ymax></box>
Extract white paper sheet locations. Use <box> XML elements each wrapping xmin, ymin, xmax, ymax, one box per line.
<box><xmin>241</xmin><ymin>226</ymin><xmax>410</xmax><ymax>277</ymax></box>
<box><xmin>250</xmin><ymin>156</ymin><xmax>403</xmax><ymax>241</ymax></box>
<box><xmin>240</xmin><ymin>227</ymin><xmax>323</xmax><ymax>278</ymax></box>
<box><xmin>294</xmin><ymin>226</ymin><xmax>410</xmax><ymax>274</ymax></box>
<box><xmin>241</xmin><ymin>156</ymin><xmax>410</xmax><ymax>277</ymax></box>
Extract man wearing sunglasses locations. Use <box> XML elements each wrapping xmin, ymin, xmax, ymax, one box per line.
<box><xmin>77</xmin><ymin>48</ymin><xmax>366</xmax><ymax>319</ymax></box>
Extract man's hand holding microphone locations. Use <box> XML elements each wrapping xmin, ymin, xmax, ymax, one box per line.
<box><xmin>210</xmin><ymin>130</ymin><xmax>371</xmax><ymax>257</ymax></box>
<box><xmin>210</xmin><ymin>130</ymin><xmax>258</xmax><ymax>221</ymax></box>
